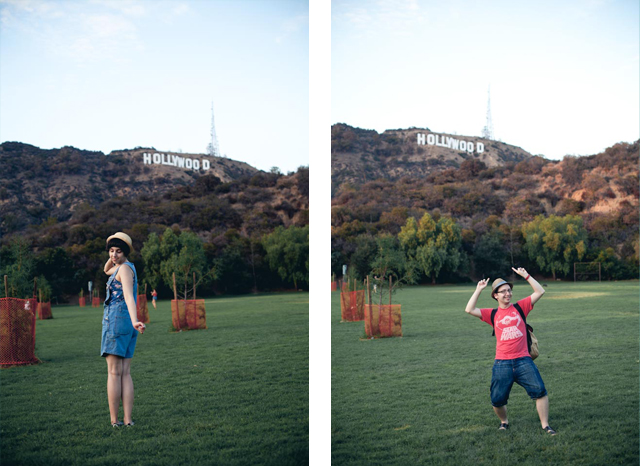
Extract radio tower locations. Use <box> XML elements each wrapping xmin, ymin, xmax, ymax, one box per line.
<box><xmin>206</xmin><ymin>102</ymin><xmax>220</xmax><ymax>157</ymax></box>
<box><xmin>482</xmin><ymin>86</ymin><xmax>494</xmax><ymax>140</ymax></box>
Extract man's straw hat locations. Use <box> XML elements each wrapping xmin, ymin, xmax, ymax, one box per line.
<box><xmin>106</xmin><ymin>232</ymin><xmax>134</xmax><ymax>252</ymax></box>
<box><xmin>491</xmin><ymin>278</ymin><xmax>513</xmax><ymax>300</ymax></box>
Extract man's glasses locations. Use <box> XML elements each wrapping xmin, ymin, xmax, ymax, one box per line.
<box><xmin>496</xmin><ymin>290</ymin><xmax>512</xmax><ymax>295</ymax></box>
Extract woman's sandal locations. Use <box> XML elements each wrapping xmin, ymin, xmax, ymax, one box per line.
<box><xmin>543</xmin><ymin>426</ymin><xmax>557</xmax><ymax>435</ymax></box>
<box><xmin>112</xmin><ymin>421</ymin><xmax>124</xmax><ymax>427</ymax></box>
<box><xmin>499</xmin><ymin>422</ymin><xmax>509</xmax><ymax>430</ymax></box>
<box><xmin>125</xmin><ymin>422</ymin><xmax>135</xmax><ymax>427</ymax></box>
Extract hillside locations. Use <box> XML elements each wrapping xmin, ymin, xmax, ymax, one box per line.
<box><xmin>331</xmin><ymin>123</ymin><xmax>533</xmax><ymax>193</ymax></box>
<box><xmin>0</xmin><ymin>142</ymin><xmax>262</xmax><ymax>235</ymax></box>
<box><xmin>0</xmin><ymin>141</ymin><xmax>309</xmax><ymax>298</ymax></box>
<box><xmin>331</xmin><ymin>135</ymin><xmax>639</xmax><ymax>280</ymax></box>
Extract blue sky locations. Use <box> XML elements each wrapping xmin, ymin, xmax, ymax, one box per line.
<box><xmin>332</xmin><ymin>0</ymin><xmax>639</xmax><ymax>159</ymax></box>
<box><xmin>0</xmin><ymin>0</ymin><xmax>309</xmax><ymax>173</ymax></box>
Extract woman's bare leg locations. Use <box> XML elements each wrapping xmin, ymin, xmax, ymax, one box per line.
<box><xmin>106</xmin><ymin>355</ymin><xmax>123</xmax><ymax>424</ymax></box>
<box><xmin>121</xmin><ymin>358</ymin><xmax>134</xmax><ymax>424</ymax></box>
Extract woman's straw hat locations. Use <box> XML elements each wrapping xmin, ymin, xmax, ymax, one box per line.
<box><xmin>106</xmin><ymin>232</ymin><xmax>134</xmax><ymax>252</ymax></box>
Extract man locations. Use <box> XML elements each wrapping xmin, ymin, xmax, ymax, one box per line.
<box><xmin>465</xmin><ymin>267</ymin><xmax>556</xmax><ymax>435</ymax></box>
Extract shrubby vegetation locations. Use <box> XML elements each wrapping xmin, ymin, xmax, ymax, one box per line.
<box><xmin>0</xmin><ymin>143</ymin><xmax>309</xmax><ymax>301</ymax></box>
<box><xmin>332</xmin><ymin>140</ymin><xmax>639</xmax><ymax>282</ymax></box>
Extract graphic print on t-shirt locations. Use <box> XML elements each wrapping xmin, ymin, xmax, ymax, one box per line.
<box><xmin>496</xmin><ymin>311</ymin><xmax>523</xmax><ymax>341</ymax></box>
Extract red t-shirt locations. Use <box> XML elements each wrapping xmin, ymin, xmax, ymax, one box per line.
<box><xmin>480</xmin><ymin>296</ymin><xmax>533</xmax><ymax>360</ymax></box>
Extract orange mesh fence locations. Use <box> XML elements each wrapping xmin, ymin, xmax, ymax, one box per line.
<box><xmin>185</xmin><ymin>300</ymin><xmax>207</xmax><ymax>330</ymax></box>
<box><xmin>0</xmin><ymin>298</ymin><xmax>38</xmax><ymax>366</ymax></box>
<box><xmin>136</xmin><ymin>295</ymin><xmax>150</xmax><ymax>324</ymax></box>
<box><xmin>171</xmin><ymin>300</ymin><xmax>207</xmax><ymax>331</ymax></box>
<box><xmin>331</xmin><ymin>281</ymin><xmax>338</xmax><ymax>291</ymax></box>
<box><xmin>364</xmin><ymin>304</ymin><xmax>402</xmax><ymax>338</ymax></box>
<box><xmin>79</xmin><ymin>297</ymin><xmax>86</xmax><ymax>307</ymax></box>
<box><xmin>37</xmin><ymin>301</ymin><xmax>52</xmax><ymax>320</ymax></box>
<box><xmin>92</xmin><ymin>297</ymin><xmax>101</xmax><ymax>308</ymax></box>
<box><xmin>340</xmin><ymin>290</ymin><xmax>365</xmax><ymax>321</ymax></box>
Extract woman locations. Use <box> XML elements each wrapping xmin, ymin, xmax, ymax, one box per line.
<box><xmin>101</xmin><ymin>232</ymin><xmax>146</xmax><ymax>427</ymax></box>
<box><xmin>151</xmin><ymin>289</ymin><xmax>158</xmax><ymax>309</ymax></box>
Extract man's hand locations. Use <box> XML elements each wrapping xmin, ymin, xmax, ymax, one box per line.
<box><xmin>512</xmin><ymin>267</ymin><xmax>529</xmax><ymax>279</ymax></box>
<box><xmin>133</xmin><ymin>322</ymin><xmax>146</xmax><ymax>334</ymax></box>
<box><xmin>476</xmin><ymin>278</ymin><xmax>490</xmax><ymax>292</ymax></box>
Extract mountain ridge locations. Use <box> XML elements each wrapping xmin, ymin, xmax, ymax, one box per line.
<box><xmin>331</xmin><ymin>123</ymin><xmax>533</xmax><ymax>192</ymax></box>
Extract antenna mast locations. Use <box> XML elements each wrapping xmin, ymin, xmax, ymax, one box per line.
<box><xmin>482</xmin><ymin>86</ymin><xmax>494</xmax><ymax>140</ymax></box>
<box><xmin>206</xmin><ymin>102</ymin><xmax>220</xmax><ymax>157</ymax></box>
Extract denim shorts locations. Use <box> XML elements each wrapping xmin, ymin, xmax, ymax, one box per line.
<box><xmin>490</xmin><ymin>357</ymin><xmax>547</xmax><ymax>407</ymax></box>
<box><xmin>100</xmin><ymin>303</ymin><xmax>138</xmax><ymax>358</ymax></box>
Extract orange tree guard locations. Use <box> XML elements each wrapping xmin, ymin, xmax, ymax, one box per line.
<box><xmin>331</xmin><ymin>281</ymin><xmax>338</xmax><ymax>291</ymax></box>
<box><xmin>340</xmin><ymin>290</ymin><xmax>365</xmax><ymax>322</ymax></box>
<box><xmin>171</xmin><ymin>300</ymin><xmax>207</xmax><ymax>331</ymax></box>
<box><xmin>136</xmin><ymin>295</ymin><xmax>150</xmax><ymax>324</ymax></box>
<box><xmin>92</xmin><ymin>297</ymin><xmax>101</xmax><ymax>308</ymax></box>
<box><xmin>364</xmin><ymin>304</ymin><xmax>402</xmax><ymax>338</ymax></box>
<box><xmin>0</xmin><ymin>298</ymin><xmax>38</xmax><ymax>366</ymax></box>
<box><xmin>37</xmin><ymin>301</ymin><xmax>52</xmax><ymax>320</ymax></box>
<box><xmin>79</xmin><ymin>297</ymin><xmax>86</xmax><ymax>307</ymax></box>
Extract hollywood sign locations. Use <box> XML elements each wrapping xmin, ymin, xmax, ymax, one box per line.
<box><xmin>143</xmin><ymin>152</ymin><xmax>212</xmax><ymax>170</ymax></box>
<box><xmin>417</xmin><ymin>133</ymin><xmax>485</xmax><ymax>153</ymax></box>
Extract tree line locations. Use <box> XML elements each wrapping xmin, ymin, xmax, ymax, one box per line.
<box><xmin>338</xmin><ymin>211</ymin><xmax>635</xmax><ymax>285</ymax></box>
<box><xmin>1</xmin><ymin>224</ymin><xmax>309</xmax><ymax>301</ymax></box>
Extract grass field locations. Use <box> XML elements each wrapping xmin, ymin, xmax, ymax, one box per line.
<box><xmin>1</xmin><ymin>293</ymin><xmax>309</xmax><ymax>466</ymax></box>
<box><xmin>331</xmin><ymin>281</ymin><xmax>639</xmax><ymax>465</ymax></box>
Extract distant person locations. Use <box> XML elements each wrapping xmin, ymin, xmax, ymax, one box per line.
<box><xmin>151</xmin><ymin>289</ymin><xmax>157</xmax><ymax>309</ymax></box>
<box><xmin>102</xmin><ymin>232</ymin><xmax>146</xmax><ymax>427</ymax></box>
<box><xmin>464</xmin><ymin>267</ymin><xmax>556</xmax><ymax>435</ymax></box>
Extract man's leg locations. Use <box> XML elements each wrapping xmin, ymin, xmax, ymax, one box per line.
<box><xmin>490</xmin><ymin>360</ymin><xmax>513</xmax><ymax>428</ymax></box>
<box><xmin>536</xmin><ymin>395</ymin><xmax>549</xmax><ymax>428</ymax></box>
<box><xmin>493</xmin><ymin>405</ymin><xmax>508</xmax><ymax>425</ymax></box>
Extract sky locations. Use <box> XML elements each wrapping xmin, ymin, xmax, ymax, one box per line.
<box><xmin>332</xmin><ymin>0</ymin><xmax>639</xmax><ymax>159</ymax></box>
<box><xmin>0</xmin><ymin>0</ymin><xmax>309</xmax><ymax>173</ymax></box>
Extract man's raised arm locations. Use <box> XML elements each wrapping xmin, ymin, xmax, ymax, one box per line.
<box><xmin>465</xmin><ymin>278</ymin><xmax>490</xmax><ymax>319</ymax></box>
<box><xmin>512</xmin><ymin>267</ymin><xmax>545</xmax><ymax>305</ymax></box>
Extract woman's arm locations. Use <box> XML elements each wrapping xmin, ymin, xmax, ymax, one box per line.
<box><xmin>119</xmin><ymin>265</ymin><xmax>145</xmax><ymax>333</ymax></box>
<box><xmin>465</xmin><ymin>278</ymin><xmax>490</xmax><ymax>318</ymax></box>
<box><xmin>512</xmin><ymin>267</ymin><xmax>545</xmax><ymax>305</ymax></box>
<box><xmin>104</xmin><ymin>259</ymin><xmax>117</xmax><ymax>276</ymax></box>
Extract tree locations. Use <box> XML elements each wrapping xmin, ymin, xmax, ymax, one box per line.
<box><xmin>140</xmin><ymin>232</ymin><xmax>163</xmax><ymax>292</ymax></box>
<box><xmin>262</xmin><ymin>225</ymin><xmax>309</xmax><ymax>290</ymax></box>
<box><xmin>521</xmin><ymin>215</ymin><xmax>588</xmax><ymax>279</ymax></box>
<box><xmin>398</xmin><ymin>213</ymin><xmax>463</xmax><ymax>284</ymax></box>
<box><xmin>370</xmin><ymin>234</ymin><xmax>411</xmax><ymax>305</ymax></box>
<box><xmin>350</xmin><ymin>235</ymin><xmax>378</xmax><ymax>280</ymax></box>
<box><xmin>156</xmin><ymin>229</ymin><xmax>214</xmax><ymax>299</ymax></box>
<box><xmin>473</xmin><ymin>228</ymin><xmax>512</xmax><ymax>279</ymax></box>
<box><xmin>1</xmin><ymin>238</ymin><xmax>36</xmax><ymax>299</ymax></box>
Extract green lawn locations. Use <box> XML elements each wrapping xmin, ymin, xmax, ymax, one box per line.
<box><xmin>331</xmin><ymin>281</ymin><xmax>639</xmax><ymax>465</ymax></box>
<box><xmin>1</xmin><ymin>293</ymin><xmax>309</xmax><ymax>466</ymax></box>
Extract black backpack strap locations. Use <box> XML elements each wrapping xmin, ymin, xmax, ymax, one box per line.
<box><xmin>490</xmin><ymin>308</ymin><xmax>498</xmax><ymax>336</ymax></box>
<box><xmin>513</xmin><ymin>302</ymin><xmax>533</xmax><ymax>353</ymax></box>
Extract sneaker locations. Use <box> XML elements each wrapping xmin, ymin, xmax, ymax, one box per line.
<box><xmin>543</xmin><ymin>426</ymin><xmax>557</xmax><ymax>435</ymax></box>
<box><xmin>112</xmin><ymin>421</ymin><xmax>124</xmax><ymax>427</ymax></box>
<box><xmin>125</xmin><ymin>421</ymin><xmax>135</xmax><ymax>427</ymax></box>
<box><xmin>499</xmin><ymin>422</ymin><xmax>509</xmax><ymax>430</ymax></box>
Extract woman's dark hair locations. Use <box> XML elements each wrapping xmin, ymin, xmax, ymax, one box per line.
<box><xmin>106</xmin><ymin>238</ymin><xmax>130</xmax><ymax>257</ymax></box>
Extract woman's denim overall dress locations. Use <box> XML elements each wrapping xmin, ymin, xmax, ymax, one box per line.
<box><xmin>100</xmin><ymin>262</ymin><xmax>138</xmax><ymax>358</ymax></box>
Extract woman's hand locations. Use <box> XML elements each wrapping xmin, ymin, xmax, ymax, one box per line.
<box><xmin>133</xmin><ymin>322</ymin><xmax>146</xmax><ymax>334</ymax></box>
